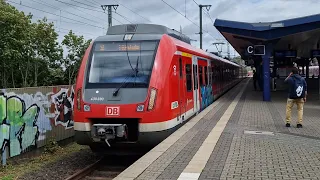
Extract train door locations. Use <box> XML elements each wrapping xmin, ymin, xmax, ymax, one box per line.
<box><xmin>178</xmin><ymin>57</ymin><xmax>184</xmax><ymax>122</ymax></box>
<box><xmin>207</xmin><ymin>61</ymin><xmax>213</xmax><ymax>105</ymax></box>
<box><xmin>197</xmin><ymin>58</ymin><xmax>208</xmax><ymax>111</ymax></box>
<box><xmin>211</xmin><ymin>61</ymin><xmax>217</xmax><ymax>99</ymax></box>
<box><xmin>184</xmin><ymin>56</ymin><xmax>193</xmax><ymax>119</ymax></box>
<box><xmin>192</xmin><ymin>56</ymin><xmax>200</xmax><ymax>114</ymax></box>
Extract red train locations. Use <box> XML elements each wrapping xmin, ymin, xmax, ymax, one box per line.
<box><xmin>73</xmin><ymin>24</ymin><xmax>246</xmax><ymax>151</ymax></box>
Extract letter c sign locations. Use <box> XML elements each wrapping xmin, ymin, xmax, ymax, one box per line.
<box><xmin>247</xmin><ymin>46</ymin><xmax>253</xmax><ymax>54</ymax></box>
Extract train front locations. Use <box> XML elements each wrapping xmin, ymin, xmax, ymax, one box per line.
<box><xmin>73</xmin><ymin>33</ymin><xmax>162</xmax><ymax>150</ymax></box>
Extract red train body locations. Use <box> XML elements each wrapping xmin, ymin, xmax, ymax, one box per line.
<box><xmin>73</xmin><ymin>24</ymin><xmax>246</xmax><ymax>151</ymax></box>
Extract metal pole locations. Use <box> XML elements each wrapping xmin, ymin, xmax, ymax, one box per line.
<box><xmin>101</xmin><ymin>5</ymin><xmax>119</xmax><ymax>27</ymax></box>
<box><xmin>108</xmin><ymin>6</ymin><xmax>112</xmax><ymax>27</ymax></box>
<box><xmin>198</xmin><ymin>4</ymin><xmax>211</xmax><ymax>50</ymax></box>
<box><xmin>199</xmin><ymin>5</ymin><xmax>203</xmax><ymax>49</ymax></box>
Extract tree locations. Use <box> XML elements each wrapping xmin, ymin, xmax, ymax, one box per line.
<box><xmin>0</xmin><ymin>1</ymin><xmax>92</xmax><ymax>88</ymax></box>
<box><xmin>0</xmin><ymin>1</ymin><xmax>63</xmax><ymax>88</ymax></box>
<box><xmin>61</xmin><ymin>31</ymin><xmax>92</xmax><ymax>85</ymax></box>
<box><xmin>30</xmin><ymin>18</ymin><xmax>63</xmax><ymax>86</ymax></box>
<box><xmin>0</xmin><ymin>0</ymin><xmax>32</xmax><ymax>88</ymax></box>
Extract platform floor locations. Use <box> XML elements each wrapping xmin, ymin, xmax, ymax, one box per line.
<box><xmin>114</xmin><ymin>79</ymin><xmax>320</xmax><ymax>180</ymax></box>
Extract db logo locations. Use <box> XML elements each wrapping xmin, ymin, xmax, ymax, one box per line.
<box><xmin>106</xmin><ymin>107</ymin><xmax>120</xmax><ymax>116</ymax></box>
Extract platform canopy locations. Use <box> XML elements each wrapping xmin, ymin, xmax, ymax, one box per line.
<box><xmin>214</xmin><ymin>14</ymin><xmax>320</xmax><ymax>60</ymax></box>
<box><xmin>214</xmin><ymin>14</ymin><xmax>320</xmax><ymax>101</ymax></box>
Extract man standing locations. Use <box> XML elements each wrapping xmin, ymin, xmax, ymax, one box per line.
<box><xmin>284</xmin><ymin>67</ymin><xmax>307</xmax><ymax>128</ymax></box>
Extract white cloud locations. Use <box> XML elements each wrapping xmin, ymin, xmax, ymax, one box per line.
<box><xmin>7</xmin><ymin>0</ymin><xmax>320</xmax><ymax>58</ymax></box>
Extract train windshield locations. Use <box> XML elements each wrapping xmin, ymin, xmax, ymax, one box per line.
<box><xmin>86</xmin><ymin>40</ymin><xmax>159</xmax><ymax>88</ymax></box>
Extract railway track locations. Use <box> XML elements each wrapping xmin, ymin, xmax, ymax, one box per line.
<box><xmin>65</xmin><ymin>154</ymin><xmax>142</xmax><ymax>180</ymax></box>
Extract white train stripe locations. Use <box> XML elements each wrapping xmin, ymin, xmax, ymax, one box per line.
<box><xmin>139</xmin><ymin>108</ymin><xmax>195</xmax><ymax>132</ymax></box>
<box><xmin>74</xmin><ymin>108</ymin><xmax>196</xmax><ymax>132</ymax></box>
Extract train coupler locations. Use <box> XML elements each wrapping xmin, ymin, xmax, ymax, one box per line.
<box><xmin>91</xmin><ymin>124</ymin><xmax>128</xmax><ymax>145</ymax></box>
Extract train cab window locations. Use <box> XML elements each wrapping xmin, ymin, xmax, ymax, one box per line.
<box><xmin>199</xmin><ymin>66</ymin><xmax>203</xmax><ymax>86</ymax></box>
<box><xmin>86</xmin><ymin>40</ymin><xmax>159</xmax><ymax>88</ymax></box>
<box><xmin>186</xmin><ymin>64</ymin><xmax>192</xmax><ymax>91</ymax></box>
<box><xmin>204</xmin><ymin>66</ymin><xmax>208</xmax><ymax>86</ymax></box>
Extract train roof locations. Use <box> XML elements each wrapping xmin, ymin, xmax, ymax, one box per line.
<box><xmin>106</xmin><ymin>24</ymin><xmax>191</xmax><ymax>44</ymax></box>
<box><xmin>168</xmin><ymin>35</ymin><xmax>240</xmax><ymax>67</ymax></box>
<box><xmin>95</xmin><ymin>24</ymin><xmax>241</xmax><ymax>67</ymax></box>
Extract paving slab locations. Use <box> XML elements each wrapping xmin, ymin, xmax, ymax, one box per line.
<box><xmin>113</xmin><ymin>78</ymin><xmax>320</xmax><ymax>180</ymax></box>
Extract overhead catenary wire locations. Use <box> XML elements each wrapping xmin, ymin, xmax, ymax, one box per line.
<box><xmin>161</xmin><ymin>0</ymin><xmax>217</xmax><ymax>40</ymax></box>
<box><xmin>91</xmin><ymin>0</ymin><xmax>100</xmax><ymax>6</ymax></box>
<box><xmin>52</xmin><ymin>0</ymin><xmax>123</xmax><ymax>24</ymax></box>
<box><xmin>55</xmin><ymin>0</ymin><xmax>132</xmax><ymax>24</ymax></box>
<box><xmin>29</xmin><ymin>0</ymin><xmax>105</xmax><ymax>25</ymax></box>
<box><xmin>112</xmin><ymin>11</ymin><xmax>133</xmax><ymax>23</ymax></box>
<box><xmin>23</xmin><ymin>0</ymin><xmax>102</xmax><ymax>26</ymax></box>
<box><xmin>7</xmin><ymin>0</ymin><xmax>105</xmax><ymax>29</ymax></box>
<box><xmin>60</xmin><ymin>27</ymin><xmax>98</xmax><ymax>36</ymax></box>
<box><xmin>192</xmin><ymin>0</ymin><xmax>199</xmax><ymax>6</ymax></box>
<box><xmin>204</xmin><ymin>10</ymin><xmax>215</xmax><ymax>25</ymax></box>
<box><xmin>112</xmin><ymin>0</ymin><xmax>151</xmax><ymax>22</ymax></box>
<box><xmin>90</xmin><ymin>0</ymin><xmax>100</xmax><ymax>6</ymax></box>
<box><xmin>32</xmin><ymin>15</ymin><xmax>104</xmax><ymax>29</ymax></box>
<box><xmin>69</xmin><ymin>0</ymin><xmax>98</xmax><ymax>9</ymax></box>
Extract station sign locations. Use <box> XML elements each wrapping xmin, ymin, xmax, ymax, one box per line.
<box><xmin>246</xmin><ymin>45</ymin><xmax>265</xmax><ymax>55</ymax></box>
<box><xmin>311</xmin><ymin>50</ymin><xmax>320</xmax><ymax>57</ymax></box>
<box><xmin>274</xmin><ymin>50</ymin><xmax>297</xmax><ymax>58</ymax></box>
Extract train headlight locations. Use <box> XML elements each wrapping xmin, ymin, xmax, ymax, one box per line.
<box><xmin>148</xmin><ymin>88</ymin><xmax>157</xmax><ymax>111</ymax></box>
<box><xmin>76</xmin><ymin>89</ymin><xmax>81</xmax><ymax>110</ymax></box>
<box><xmin>84</xmin><ymin>104</ymin><xmax>91</xmax><ymax>112</ymax></box>
<box><xmin>136</xmin><ymin>104</ymin><xmax>144</xmax><ymax>112</ymax></box>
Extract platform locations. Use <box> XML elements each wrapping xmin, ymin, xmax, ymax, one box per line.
<box><xmin>114</xmin><ymin>78</ymin><xmax>320</xmax><ymax>180</ymax></box>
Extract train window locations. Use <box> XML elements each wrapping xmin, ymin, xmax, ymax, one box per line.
<box><xmin>208</xmin><ymin>66</ymin><xmax>212</xmax><ymax>85</ymax></box>
<box><xmin>87</xmin><ymin>40</ymin><xmax>159</xmax><ymax>88</ymax></box>
<box><xmin>186</xmin><ymin>64</ymin><xmax>192</xmax><ymax>92</ymax></box>
<box><xmin>195</xmin><ymin>65</ymin><xmax>198</xmax><ymax>89</ymax></box>
<box><xmin>211</xmin><ymin>66</ymin><xmax>214</xmax><ymax>83</ymax></box>
<box><xmin>204</xmin><ymin>66</ymin><xmax>208</xmax><ymax>85</ymax></box>
<box><xmin>199</xmin><ymin>66</ymin><xmax>203</xmax><ymax>86</ymax></box>
<box><xmin>179</xmin><ymin>58</ymin><xmax>182</xmax><ymax>78</ymax></box>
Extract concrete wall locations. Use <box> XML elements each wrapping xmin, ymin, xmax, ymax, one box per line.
<box><xmin>0</xmin><ymin>85</ymin><xmax>75</xmax><ymax>159</ymax></box>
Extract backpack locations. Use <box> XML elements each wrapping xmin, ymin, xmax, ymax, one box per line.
<box><xmin>291</xmin><ymin>77</ymin><xmax>305</xmax><ymax>99</ymax></box>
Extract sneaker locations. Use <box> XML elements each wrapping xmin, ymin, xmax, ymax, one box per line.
<box><xmin>286</xmin><ymin>123</ymin><xmax>290</xmax><ymax>127</ymax></box>
<box><xmin>297</xmin><ymin>124</ymin><xmax>303</xmax><ymax>128</ymax></box>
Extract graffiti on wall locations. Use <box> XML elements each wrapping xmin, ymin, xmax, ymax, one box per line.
<box><xmin>200</xmin><ymin>85</ymin><xmax>214</xmax><ymax>111</ymax></box>
<box><xmin>0</xmin><ymin>86</ymin><xmax>75</xmax><ymax>158</ymax></box>
<box><xmin>51</xmin><ymin>87</ymin><xmax>75</xmax><ymax>129</ymax></box>
<box><xmin>0</xmin><ymin>95</ymin><xmax>40</xmax><ymax>157</ymax></box>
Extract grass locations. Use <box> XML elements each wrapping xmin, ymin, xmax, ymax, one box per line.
<box><xmin>0</xmin><ymin>142</ymin><xmax>88</xmax><ymax>180</ymax></box>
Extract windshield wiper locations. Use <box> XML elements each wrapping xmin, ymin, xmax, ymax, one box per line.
<box><xmin>113</xmin><ymin>57</ymin><xmax>140</xmax><ymax>97</ymax></box>
<box><xmin>113</xmin><ymin>42</ymin><xmax>141</xmax><ymax>96</ymax></box>
<box><xmin>112</xmin><ymin>71</ymin><xmax>135</xmax><ymax>97</ymax></box>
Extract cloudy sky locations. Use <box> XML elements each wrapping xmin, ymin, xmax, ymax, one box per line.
<box><xmin>6</xmin><ymin>0</ymin><xmax>320</xmax><ymax>57</ymax></box>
